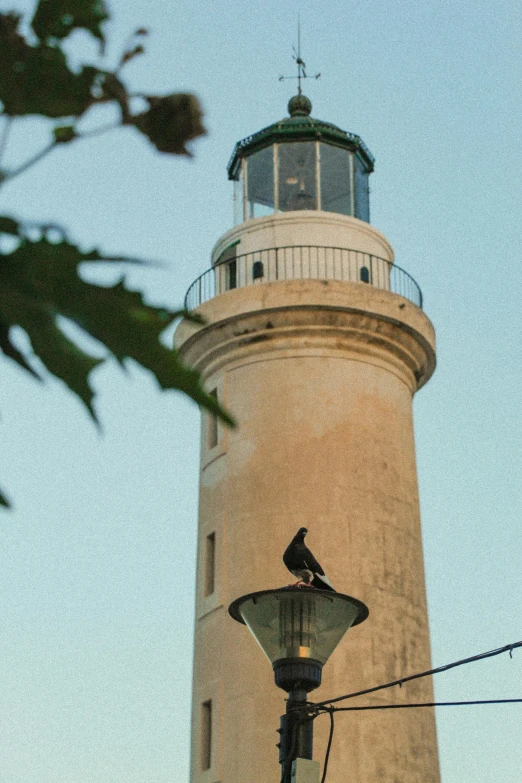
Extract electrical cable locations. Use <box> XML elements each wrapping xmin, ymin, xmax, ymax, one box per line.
<box><xmin>324</xmin><ymin>698</ymin><xmax>522</xmax><ymax>712</ymax></box>
<box><xmin>312</xmin><ymin>698</ymin><xmax>521</xmax><ymax>782</ymax></box>
<box><xmin>313</xmin><ymin>639</ymin><xmax>521</xmax><ymax>709</ymax></box>
<box><xmin>319</xmin><ymin>709</ymin><xmax>334</xmax><ymax>783</ymax></box>
<box><xmin>306</xmin><ymin>642</ymin><xmax>520</xmax><ymax>783</ymax></box>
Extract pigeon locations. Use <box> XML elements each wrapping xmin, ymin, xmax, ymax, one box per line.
<box><xmin>283</xmin><ymin>527</ymin><xmax>335</xmax><ymax>591</ymax></box>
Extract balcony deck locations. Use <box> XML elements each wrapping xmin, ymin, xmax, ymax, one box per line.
<box><xmin>184</xmin><ymin>246</ymin><xmax>423</xmax><ymax>311</ymax></box>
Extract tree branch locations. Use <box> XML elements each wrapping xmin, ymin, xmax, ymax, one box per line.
<box><xmin>0</xmin><ymin>121</ymin><xmax>121</xmax><ymax>187</ymax></box>
<box><xmin>77</xmin><ymin>121</ymin><xmax>122</xmax><ymax>140</ymax></box>
<box><xmin>2</xmin><ymin>139</ymin><xmax>57</xmax><ymax>185</ymax></box>
<box><xmin>0</xmin><ymin>116</ymin><xmax>12</xmax><ymax>168</ymax></box>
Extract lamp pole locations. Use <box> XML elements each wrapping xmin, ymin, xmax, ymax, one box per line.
<box><xmin>278</xmin><ymin>689</ymin><xmax>313</xmax><ymax>782</ymax></box>
<box><xmin>229</xmin><ymin>587</ymin><xmax>368</xmax><ymax>783</ymax></box>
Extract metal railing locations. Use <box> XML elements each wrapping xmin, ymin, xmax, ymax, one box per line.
<box><xmin>184</xmin><ymin>246</ymin><xmax>423</xmax><ymax>310</ymax></box>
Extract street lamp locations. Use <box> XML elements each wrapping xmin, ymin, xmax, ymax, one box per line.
<box><xmin>229</xmin><ymin>587</ymin><xmax>368</xmax><ymax>782</ymax></box>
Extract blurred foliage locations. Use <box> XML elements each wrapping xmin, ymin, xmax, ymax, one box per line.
<box><xmin>0</xmin><ymin>1</ymin><xmax>230</xmax><ymax>508</ymax></box>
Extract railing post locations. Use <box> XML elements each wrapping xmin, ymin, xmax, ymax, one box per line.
<box><xmin>183</xmin><ymin>246</ymin><xmax>423</xmax><ymax>310</ymax></box>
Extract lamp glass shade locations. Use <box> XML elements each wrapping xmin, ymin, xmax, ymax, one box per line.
<box><xmin>229</xmin><ymin>588</ymin><xmax>368</xmax><ymax>666</ymax></box>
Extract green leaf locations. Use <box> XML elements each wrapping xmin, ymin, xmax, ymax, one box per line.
<box><xmin>119</xmin><ymin>44</ymin><xmax>145</xmax><ymax>70</ymax></box>
<box><xmin>28</xmin><ymin>312</ymin><xmax>103</xmax><ymax>418</ymax></box>
<box><xmin>0</xmin><ymin>216</ymin><xmax>20</xmax><ymax>235</ymax></box>
<box><xmin>0</xmin><ymin>319</ymin><xmax>42</xmax><ymax>379</ymax></box>
<box><xmin>31</xmin><ymin>0</ymin><xmax>109</xmax><ymax>47</ymax></box>
<box><xmin>0</xmin><ymin>220</ymin><xmax>234</xmax><ymax>426</ymax></box>
<box><xmin>0</xmin><ymin>13</ymin><xmax>99</xmax><ymax>117</ymax></box>
<box><xmin>0</xmin><ymin>486</ymin><xmax>11</xmax><ymax>508</ymax></box>
<box><xmin>98</xmin><ymin>72</ymin><xmax>130</xmax><ymax>122</ymax></box>
<box><xmin>53</xmin><ymin>125</ymin><xmax>76</xmax><ymax>143</ymax></box>
<box><xmin>133</xmin><ymin>93</ymin><xmax>206</xmax><ymax>156</ymax></box>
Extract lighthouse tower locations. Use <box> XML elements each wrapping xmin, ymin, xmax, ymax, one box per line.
<box><xmin>176</xmin><ymin>94</ymin><xmax>440</xmax><ymax>783</ymax></box>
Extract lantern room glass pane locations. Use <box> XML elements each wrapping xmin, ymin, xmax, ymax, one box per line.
<box><xmin>278</xmin><ymin>142</ymin><xmax>317</xmax><ymax>211</ymax></box>
<box><xmin>233</xmin><ymin>178</ymin><xmax>242</xmax><ymax>225</ymax></box>
<box><xmin>354</xmin><ymin>153</ymin><xmax>370</xmax><ymax>222</ymax></box>
<box><xmin>320</xmin><ymin>144</ymin><xmax>352</xmax><ymax>216</ymax></box>
<box><xmin>247</xmin><ymin>146</ymin><xmax>275</xmax><ymax>218</ymax></box>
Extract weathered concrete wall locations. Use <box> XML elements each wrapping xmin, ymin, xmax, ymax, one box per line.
<box><xmin>178</xmin><ymin>217</ymin><xmax>440</xmax><ymax>783</ymax></box>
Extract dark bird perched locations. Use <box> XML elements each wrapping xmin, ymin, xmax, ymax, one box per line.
<box><xmin>283</xmin><ymin>527</ymin><xmax>335</xmax><ymax>591</ymax></box>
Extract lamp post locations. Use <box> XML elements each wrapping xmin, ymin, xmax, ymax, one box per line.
<box><xmin>229</xmin><ymin>587</ymin><xmax>368</xmax><ymax>782</ymax></box>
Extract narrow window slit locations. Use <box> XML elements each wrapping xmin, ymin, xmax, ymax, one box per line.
<box><xmin>208</xmin><ymin>389</ymin><xmax>218</xmax><ymax>449</ymax></box>
<box><xmin>201</xmin><ymin>699</ymin><xmax>212</xmax><ymax>771</ymax></box>
<box><xmin>204</xmin><ymin>532</ymin><xmax>216</xmax><ymax>597</ymax></box>
<box><xmin>227</xmin><ymin>259</ymin><xmax>237</xmax><ymax>290</ymax></box>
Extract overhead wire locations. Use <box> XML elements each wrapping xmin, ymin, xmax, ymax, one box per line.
<box><xmin>323</xmin><ymin>698</ymin><xmax>522</xmax><ymax>712</ymax></box>
<box><xmin>283</xmin><ymin>641</ymin><xmax>520</xmax><ymax>783</ymax></box>
<box><xmin>290</xmin><ymin>640</ymin><xmax>521</xmax><ymax>783</ymax></box>
<box><xmin>312</xmin><ymin>640</ymin><xmax>521</xmax><ymax>709</ymax></box>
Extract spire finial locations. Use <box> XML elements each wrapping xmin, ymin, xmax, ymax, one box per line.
<box><xmin>279</xmin><ymin>17</ymin><xmax>320</xmax><ymax>114</ymax></box>
<box><xmin>296</xmin><ymin>15</ymin><xmax>304</xmax><ymax>96</ymax></box>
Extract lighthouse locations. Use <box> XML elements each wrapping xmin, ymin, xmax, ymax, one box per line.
<box><xmin>175</xmin><ymin>93</ymin><xmax>441</xmax><ymax>782</ymax></box>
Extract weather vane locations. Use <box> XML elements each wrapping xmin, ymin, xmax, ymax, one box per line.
<box><xmin>279</xmin><ymin>17</ymin><xmax>320</xmax><ymax>95</ymax></box>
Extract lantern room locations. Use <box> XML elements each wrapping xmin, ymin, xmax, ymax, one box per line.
<box><xmin>228</xmin><ymin>93</ymin><xmax>374</xmax><ymax>224</ymax></box>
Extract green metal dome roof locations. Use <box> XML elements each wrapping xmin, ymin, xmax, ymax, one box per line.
<box><xmin>227</xmin><ymin>95</ymin><xmax>375</xmax><ymax>180</ymax></box>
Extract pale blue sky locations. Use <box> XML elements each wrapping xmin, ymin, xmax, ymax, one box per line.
<box><xmin>0</xmin><ymin>1</ymin><xmax>521</xmax><ymax>781</ymax></box>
